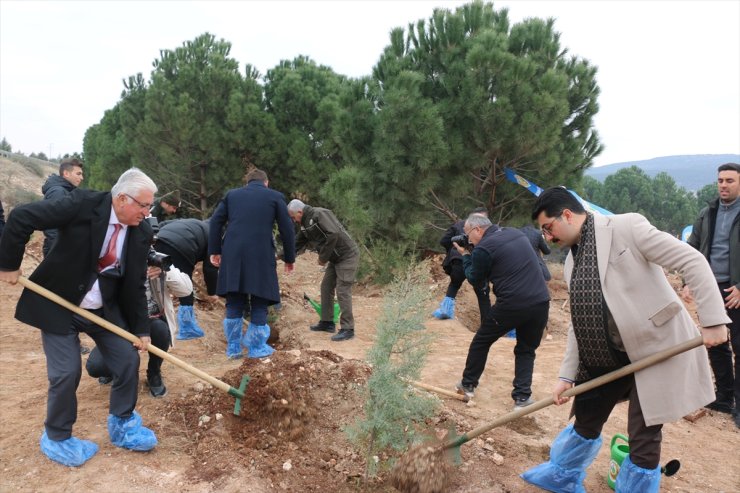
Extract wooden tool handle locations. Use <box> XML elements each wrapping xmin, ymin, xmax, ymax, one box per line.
<box><xmin>409</xmin><ymin>380</ymin><xmax>469</xmax><ymax>402</ymax></box>
<box><xmin>18</xmin><ymin>276</ymin><xmax>235</xmax><ymax>395</ymax></box>
<box><xmin>445</xmin><ymin>335</ymin><xmax>704</xmax><ymax>449</ymax></box>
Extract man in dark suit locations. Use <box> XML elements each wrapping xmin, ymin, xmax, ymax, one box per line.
<box><xmin>209</xmin><ymin>168</ymin><xmax>296</xmax><ymax>359</ymax></box>
<box><xmin>0</xmin><ymin>168</ymin><xmax>159</xmax><ymax>467</ymax></box>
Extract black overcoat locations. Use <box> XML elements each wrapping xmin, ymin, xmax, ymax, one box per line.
<box><xmin>208</xmin><ymin>181</ymin><xmax>296</xmax><ymax>304</ymax></box>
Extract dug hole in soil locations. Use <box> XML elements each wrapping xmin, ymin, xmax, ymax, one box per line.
<box><xmin>1</xmin><ymin>234</ymin><xmax>739</xmax><ymax>493</ymax></box>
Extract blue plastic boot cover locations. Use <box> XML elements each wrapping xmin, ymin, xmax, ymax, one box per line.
<box><xmin>615</xmin><ymin>455</ymin><xmax>661</xmax><ymax>493</ymax></box>
<box><xmin>520</xmin><ymin>424</ymin><xmax>602</xmax><ymax>493</ymax></box>
<box><xmin>433</xmin><ymin>296</ymin><xmax>455</xmax><ymax>319</ymax></box>
<box><xmin>223</xmin><ymin>318</ymin><xmax>244</xmax><ymax>359</ymax></box>
<box><xmin>107</xmin><ymin>411</ymin><xmax>157</xmax><ymax>451</ymax></box>
<box><xmin>176</xmin><ymin>305</ymin><xmax>205</xmax><ymax>340</ymax></box>
<box><xmin>40</xmin><ymin>431</ymin><xmax>98</xmax><ymax>467</ymax></box>
<box><xmin>243</xmin><ymin>323</ymin><xmax>275</xmax><ymax>358</ymax></box>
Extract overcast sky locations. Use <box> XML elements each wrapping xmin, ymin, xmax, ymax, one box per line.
<box><xmin>1</xmin><ymin>0</ymin><xmax>738</xmax><ymax>167</ymax></box>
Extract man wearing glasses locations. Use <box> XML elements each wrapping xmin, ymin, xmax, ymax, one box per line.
<box><xmin>0</xmin><ymin>168</ymin><xmax>160</xmax><ymax>467</ymax></box>
<box><xmin>523</xmin><ymin>186</ymin><xmax>728</xmax><ymax>492</ymax></box>
<box><xmin>453</xmin><ymin>214</ymin><xmax>551</xmax><ymax>410</ymax></box>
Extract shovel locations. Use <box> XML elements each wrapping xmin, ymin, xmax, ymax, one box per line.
<box><xmin>17</xmin><ymin>276</ymin><xmax>251</xmax><ymax>415</ymax></box>
<box><xmin>392</xmin><ymin>335</ymin><xmax>705</xmax><ymax>492</ymax></box>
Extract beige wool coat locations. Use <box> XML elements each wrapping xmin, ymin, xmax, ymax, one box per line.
<box><xmin>560</xmin><ymin>213</ymin><xmax>730</xmax><ymax>426</ymax></box>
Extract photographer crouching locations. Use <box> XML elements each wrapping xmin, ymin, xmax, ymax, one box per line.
<box><xmin>86</xmin><ymin>220</ymin><xmax>193</xmax><ymax>397</ymax></box>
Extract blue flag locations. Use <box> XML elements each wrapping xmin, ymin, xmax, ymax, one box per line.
<box><xmin>503</xmin><ymin>167</ymin><xmax>613</xmax><ymax>215</ymax></box>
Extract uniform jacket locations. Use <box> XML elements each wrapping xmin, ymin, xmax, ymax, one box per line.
<box><xmin>208</xmin><ymin>181</ymin><xmax>296</xmax><ymax>303</ymax></box>
<box><xmin>148</xmin><ymin>265</ymin><xmax>192</xmax><ymax>347</ymax></box>
<box><xmin>688</xmin><ymin>197</ymin><xmax>740</xmax><ymax>287</ymax></box>
<box><xmin>41</xmin><ymin>174</ymin><xmax>76</xmax><ymax>255</ymax></box>
<box><xmin>560</xmin><ymin>213</ymin><xmax>730</xmax><ymax>426</ymax></box>
<box><xmin>295</xmin><ymin>205</ymin><xmax>359</xmax><ymax>264</ymax></box>
<box><xmin>0</xmin><ymin>188</ymin><xmax>153</xmax><ymax>336</ymax></box>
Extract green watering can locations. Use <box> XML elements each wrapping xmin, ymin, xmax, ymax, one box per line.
<box><xmin>607</xmin><ymin>433</ymin><xmax>681</xmax><ymax>489</ymax></box>
<box><xmin>303</xmin><ymin>293</ymin><xmax>340</xmax><ymax>323</ymax></box>
<box><xmin>607</xmin><ymin>434</ymin><xmax>629</xmax><ymax>489</ymax></box>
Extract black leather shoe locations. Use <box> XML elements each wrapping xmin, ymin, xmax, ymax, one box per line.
<box><xmin>147</xmin><ymin>373</ymin><xmax>167</xmax><ymax>398</ymax></box>
<box><xmin>98</xmin><ymin>376</ymin><xmax>113</xmax><ymax>385</ymax></box>
<box><xmin>310</xmin><ymin>321</ymin><xmax>336</xmax><ymax>333</ymax></box>
<box><xmin>705</xmin><ymin>399</ymin><xmax>733</xmax><ymax>414</ymax></box>
<box><xmin>331</xmin><ymin>329</ymin><xmax>354</xmax><ymax>341</ymax></box>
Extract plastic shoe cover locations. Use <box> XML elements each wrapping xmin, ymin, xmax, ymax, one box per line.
<box><xmin>40</xmin><ymin>431</ymin><xmax>98</xmax><ymax>467</ymax></box>
<box><xmin>520</xmin><ymin>424</ymin><xmax>602</xmax><ymax>493</ymax></box>
<box><xmin>107</xmin><ymin>411</ymin><xmax>158</xmax><ymax>451</ymax></box>
<box><xmin>432</xmin><ymin>297</ymin><xmax>455</xmax><ymax>319</ymax></box>
<box><xmin>615</xmin><ymin>456</ymin><xmax>661</xmax><ymax>493</ymax></box>
<box><xmin>242</xmin><ymin>323</ymin><xmax>275</xmax><ymax>358</ymax></box>
<box><xmin>176</xmin><ymin>305</ymin><xmax>205</xmax><ymax>340</ymax></box>
<box><xmin>223</xmin><ymin>318</ymin><xmax>243</xmax><ymax>359</ymax></box>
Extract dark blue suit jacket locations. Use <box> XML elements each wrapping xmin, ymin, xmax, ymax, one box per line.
<box><xmin>208</xmin><ymin>181</ymin><xmax>296</xmax><ymax>304</ymax></box>
<box><xmin>0</xmin><ymin>189</ymin><xmax>153</xmax><ymax>336</ymax></box>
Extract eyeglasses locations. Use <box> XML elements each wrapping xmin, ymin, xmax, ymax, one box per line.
<box><xmin>463</xmin><ymin>226</ymin><xmax>479</xmax><ymax>236</ymax></box>
<box><xmin>124</xmin><ymin>193</ymin><xmax>153</xmax><ymax>210</ymax></box>
<box><xmin>540</xmin><ymin>216</ymin><xmax>561</xmax><ymax>235</ymax></box>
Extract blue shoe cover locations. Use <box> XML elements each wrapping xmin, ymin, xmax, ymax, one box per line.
<box><xmin>520</xmin><ymin>424</ymin><xmax>602</xmax><ymax>493</ymax></box>
<box><xmin>432</xmin><ymin>297</ymin><xmax>455</xmax><ymax>319</ymax></box>
<box><xmin>40</xmin><ymin>431</ymin><xmax>98</xmax><ymax>467</ymax></box>
<box><xmin>243</xmin><ymin>323</ymin><xmax>275</xmax><ymax>358</ymax></box>
<box><xmin>107</xmin><ymin>411</ymin><xmax>157</xmax><ymax>451</ymax></box>
<box><xmin>176</xmin><ymin>305</ymin><xmax>205</xmax><ymax>340</ymax></box>
<box><xmin>223</xmin><ymin>318</ymin><xmax>244</xmax><ymax>359</ymax></box>
<box><xmin>615</xmin><ymin>456</ymin><xmax>661</xmax><ymax>493</ymax></box>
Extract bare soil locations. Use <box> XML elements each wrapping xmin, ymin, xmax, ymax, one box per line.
<box><xmin>1</xmin><ymin>166</ymin><xmax>738</xmax><ymax>492</ymax></box>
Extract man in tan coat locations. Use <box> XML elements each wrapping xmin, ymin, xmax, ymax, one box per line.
<box><xmin>522</xmin><ymin>186</ymin><xmax>729</xmax><ymax>493</ymax></box>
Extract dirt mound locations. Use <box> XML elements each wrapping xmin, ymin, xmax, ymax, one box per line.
<box><xmin>159</xmin><ymin>350</ymin><xmax>377</xmax><ymax>491</ymax></box>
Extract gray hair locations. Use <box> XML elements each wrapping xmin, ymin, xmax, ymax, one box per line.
<box><xmin>465</xmin><ymin>213</ymin><xmax>492</xmax><ymax>229</ymax></box>
<box><xmin>111</xmin><ymin>167</ymin><xmax>157</xmax><ymax>197</ymax></box>
<box><xmin>287</xmin><ymin>199</ymin><xmax>306</xmax><ymax>213</ymax></box>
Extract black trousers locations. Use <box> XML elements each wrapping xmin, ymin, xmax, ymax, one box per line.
<box><xmin>462</xmin><ymin>300</ymin><xmax>549</xmax><ymax>401</ymax></box>
<box><xmin>41</xmin><ymin>309</ymin><xmax>140</xmax><ymax>441</ymax></box>
<box><xmin>707</xmin><ymin>281</ymin><xmax>740</xmax><ymax>408</ymax></box>
<box><xmin>87</xmin><ymin>317</ymin><xmax>170</xmax><ymax>379</ymax></box>
<box><xmin>445</xmin><ymin>259</ymin><xmax>492</xmax><ymax>323</ymax></box>
<box><xmin>573</xmin><ymin>374</ymin><xmax>662</xmax><ymax>469</ymax></box>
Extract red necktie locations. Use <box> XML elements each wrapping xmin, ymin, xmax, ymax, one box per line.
<box><xmin>98</xmin><ymin>224</ymin><xmax>122</xmax><ymax>271</ymax></box>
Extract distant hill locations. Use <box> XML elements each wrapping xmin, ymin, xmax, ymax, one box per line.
<box><xmin>585</xmin><ymin>154</ymin><xmax>740</xmax><ymax>191</ymax></box>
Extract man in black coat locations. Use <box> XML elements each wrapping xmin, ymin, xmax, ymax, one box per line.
<box><xmin>155</xmin><ymin>218</ymin><xmax>218</xmax><ymax>340</ymax></box>
<box><xmin>0</xmin><ymin>168</ymin><xmax>159</xmax><ymax>467</ymax></box>
<box><xmin>209</xmin><ymin>169</ymin><xmax>296</xmax><ymax>359</ymax></box>
<box><xmin>41</xmin><ymin>157</ymin><xmax>84</xmax><ymax>257</ymax></box>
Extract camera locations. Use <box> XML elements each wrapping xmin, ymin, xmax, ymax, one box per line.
<box><xmin>147</xmin><ymin>248</ymin><xmax>172</xmax><ymax>271</ymax></box>
<box><xmin>451</xmin><ymin>234</ymin><xmax>470</xmax><ymax>248</ymax></box>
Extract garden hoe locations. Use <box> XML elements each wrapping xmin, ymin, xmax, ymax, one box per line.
<box><xmin>391</xmin><ymin>335</ymin><xmax>705</xmax><ymax>493</ymax></box>
<box><xmin>18</xmin><ymin>277</ymin><xmax>251</xmax><ymax>416</ymax></box>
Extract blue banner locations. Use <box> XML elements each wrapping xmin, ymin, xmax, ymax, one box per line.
<box><xmin>503</xmin><ymin>167</ymin><xmax>613</xmax><ymax>215</ymax></box>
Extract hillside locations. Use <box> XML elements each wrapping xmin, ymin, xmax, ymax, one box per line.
<box><xmin>0</xmin><ymin>155</ymin><xmax>57</xmax><ymax>209</ymax></box>
<box><xmin>585</xmin><ymin>154</ymin><xmax>740</xmax><ymax>191</ymax></box>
